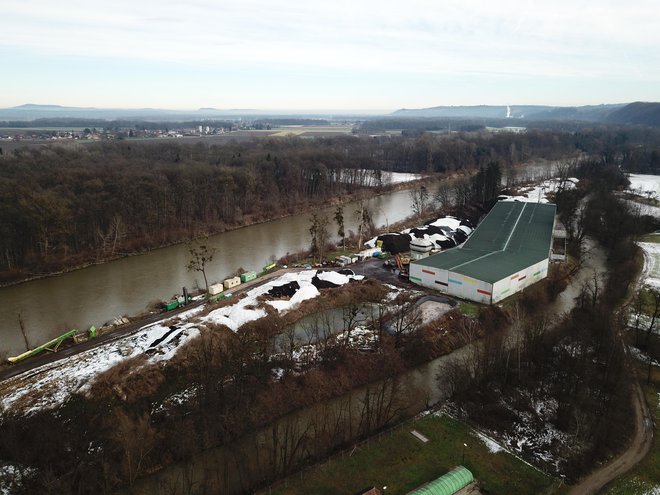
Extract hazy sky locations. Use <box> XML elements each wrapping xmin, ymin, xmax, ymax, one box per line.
<box><xmin>2</xmin><ymin>0</ymin><xmax>659</xmax><ymax>111</ymax></box>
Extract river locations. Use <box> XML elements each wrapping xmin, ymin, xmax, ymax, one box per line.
<box><xmin>0</xmin><ymin>187</ymin><xmax>431</xmax><ymax>356</ymax></box>
<box><xmin>0</xmin><ymin>161</ymin><xmax>560</xmax><ymax>356</ymax></box>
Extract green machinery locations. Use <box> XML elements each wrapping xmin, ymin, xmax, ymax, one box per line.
<box><xmin>7</xmin><ymin>329</ymin><xmax>79</xmax><ymax>364</ymax></box>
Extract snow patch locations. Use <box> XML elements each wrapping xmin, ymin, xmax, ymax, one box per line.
<box><xmin>0</xmin><ymin>322</ymin><xmax>199</xmax><ymax>415</ymax></box>
<box><xmin>628</xmin><ymin>174</ymin><xmax>660</xmax><ymax>200</ymax></box>
<box><xmin>639</xmin><ymin>242</ymin><xmax>660</xmax><ymax>289</ymax></box>
<box><xmin>204</xmin><ymin>269</ymin><xmax>361</xmax><ymax>329</ymax></box>
<box><xmin>474</xmin><ymin>431</ymin><xmax>504</xmax><ymax>453</ymax></box>
<box><xmin>501</xmin><ymin>177</ymin><xmax>578</xmax><ymax>203</ymax></box>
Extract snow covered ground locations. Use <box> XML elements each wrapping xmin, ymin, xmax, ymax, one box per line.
<box><xmin>335</xmin><ymin>169</ymin><xmax>424</xmax><ymax>187</ymax></box>
<box><xmin>204</xmin><ymin>270</ymin><xmax>362</xmax><ymax>331</ymax></box>
<box><xmin>628</xmin><ymin>174</ymin><xmax>660</xmax><ymax>200</ymax></box>
<box><xmin>500</xmin><ymin>177</ymin><xmax>578</xmax><ymax>203</ymax></box>
<box><xmin>444</xmin><ymin>391</ymin><xmax>568</xmax><ymax>476</ymax></box>
<box><xmin>639</xmin><ymin>242</ymin><xmax>660</xmax><ymax>289</ymax></box>
<box><xmin>0</xmin><ymin>270</ymin><xmax>363</xmax><ymax>416</ymax></box>
<box><xmin>623</xmin><ymin>199</ymin><xmax>660</xmax><ymax>218</ymax></box>
<box><xmin>0</xmin><ymin>321</ymin><xmax>201</xmax><ymax>416</ymax></box>
<box><xmin>0</xmin><ymin>464</ymin><xmax>35</xmax><ymax>495</ymax></box>
<box><xmin>628</xmin><ymin>240</ymin><xmax>660</xmax><ymax>348</ymax></box>
<box><xmin>474</xmin><ymin>430</ymin><xmax>505</xmax><ymax>454</ymax></box>
<box><xmin>381</xmin><ymin>171</ymin><xmax>425</xmax><ymax>184</ymax></box>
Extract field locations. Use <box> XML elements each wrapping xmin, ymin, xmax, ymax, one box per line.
<box><xmin>264</xmin><ymin>125</ymin><xmax>354</xmax><ymax>137</ymax></box>
<box><xmin>0</xmin><ymin>127</ymin><xmax>88</xmax><ymax>132</ymax></box>
<box><xmin>265</xmin><ymin>413</ymin><xmax>563</xmax><ymax>495</ymax></box>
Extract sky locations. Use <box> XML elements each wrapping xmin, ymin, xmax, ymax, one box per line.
<box><xmin>1</xmin><ymin>0</ymin><xmax>659</xmax><ymax>111</ymax></box>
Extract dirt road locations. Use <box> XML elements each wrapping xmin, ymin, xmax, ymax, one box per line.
<box><xmin>567</xmin><ymin>380</ymin><xmax>653</xmax><ymax>494</ymax></box>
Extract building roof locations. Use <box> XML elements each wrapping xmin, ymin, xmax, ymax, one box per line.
<box><xmin>409</xmin><ymin>466</ymin><xmax>474</xmax><ymax>495</ymax></box>
<box><xmin>412</xmin><ymin>201</ymin><xmax>556</xmax><ymax>283</ymax></box>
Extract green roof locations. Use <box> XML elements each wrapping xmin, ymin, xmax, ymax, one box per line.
<box><xmin>409</xmin><ymin>466</ymin><xmax>474</xmax><ymax>495</ymax></box>
<box><xmin>412</xmin><ymin>201</ymin><xmax>556</xmax><ymax>283</ymax></box>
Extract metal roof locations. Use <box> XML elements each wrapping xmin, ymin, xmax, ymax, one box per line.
<box><xmin>412</xmin><ymin>201</ymin><xmax>556</xmax><ymax>283</ymax></box>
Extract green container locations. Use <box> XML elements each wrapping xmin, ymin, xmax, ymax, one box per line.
<box><xmin>263</xmin><ymin>262</ymin><xmax>277</xmax><ymax>272</ymax></box>
<box><xmin>240</xmin><ymin>271</ymin><xmax>257</xmax><ymax>283</ymax></box>
<box><xmin>164</xmin><ymin>300</ymin><xmax>179</xmax><ymax>311</ymax></box>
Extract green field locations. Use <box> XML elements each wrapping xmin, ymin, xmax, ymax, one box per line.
<box><xmin>0</xmin><ymin>127</ymin><xmax>87</xmax><ymax>132</ymax></box>
<box><xmin>266</xmin><ymin>413</ymin><xmax>563</xmax><ymax>495</ymax></box>
<box><xmin>458</xmin><ymin>301</ymin><xmax>480</xmax><ymax>317</ymax></box>
<box><xmin>639</xmin><ymin>233</ymin><xmax>660</xmax><ymax>243</ymax></box>
<box><xmin>267</xmin><ymin>125</ymin><xmax>354</xmax><ymax>136</ymax></box>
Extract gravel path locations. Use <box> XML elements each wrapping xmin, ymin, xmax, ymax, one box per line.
<box><xmin>566</xmin><ymin>381</ymin><xmax>653</xmax><ymax>495</ymax></box>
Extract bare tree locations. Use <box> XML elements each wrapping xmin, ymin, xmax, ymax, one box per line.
<box><xmin>112</xmin><ymin>409</ymin><xmax>157</xmax><ymax>486</ymax></box>
<box><xmin>334</xmin><ymin>204</ymin><xmax>346</xmax><ymax>251</ymax></box>
<box><xmin>434</xmin><ymin>183</ymin><xmax>453</xmax><ymax>211</ymax></box>
<box><xmin>309</xmin><ymin>213</ymin><xmax>330</xmax><ymax>262</ymax></box>
<box><xmin>389</xmin><ymin>294</ymin><xmax>423</xmax><ymax>342</ymax></box>
<box><xmin>341</xmin><ymin>303</ymin><xmax>363</xmax><ymax>348</ymax></box>
<box><xmin>410</xmin><ymin>186</ymin><xmax>430</xmax><ymax>217</ymax></box>
<box><xmin>186</xmin><ymin>237</ymin><xmax>216</xmax><ymax>295</ymax></box>
<box><xmin>355</xmin><ymin>201</ymin><xmax>374</xmax><ymax>250</ymax></box>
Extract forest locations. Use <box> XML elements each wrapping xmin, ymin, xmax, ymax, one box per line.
<box><xmin>0</xmin><ymin>125</ymin><xmax>658</xmax><ymax>284</ymax></box>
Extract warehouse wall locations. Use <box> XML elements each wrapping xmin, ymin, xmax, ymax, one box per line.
<box><xmin>409</xmin><ymin>263</ymin><xmax>449</xmax><ymax>294</ymax></box>
<box><xmin>409</xmin><ymin>263</ymin><xmax>493</xmax><ymax>304</ymax></box>
<box><xmin>491</xmin><ymin>259</ymin><xmax>549</xmax><ymax>303</ymax></box>
<box><xmin>411</xmin><ymin>257</ymin><xmax>550</xmax><ymax>305</ymax></box>
<box><xmin>446</xmin><ymin>271</ymin><xmax>493</xmax><ymax>304</ymax></box>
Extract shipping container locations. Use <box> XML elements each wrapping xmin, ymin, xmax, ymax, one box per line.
<box><xmin>208</xmin><ymin>283</ymin><xmax>224</xmax><ymax>296</ymax></box>
<box><xmin>240</xmin><ymin>271</ymin><xmax>257</xmax><ymax>283</ymax></box>
<box><xmin>223</xmin><ymin>276</ymin><xmax>241</xmax><ymax>290</ymax></box>
<box><xmin>164</xmin><ymin>300</ymin><xmax>179</xmax><ymax>311</ymax></box>
<box><xmin>263</xmin><ymin>262</ymin><xmax>277</xmax><ymax>272</ymax></box>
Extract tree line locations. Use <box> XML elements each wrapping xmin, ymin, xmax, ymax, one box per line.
<box><xmin>0</xmin><ymin>127</ymin><xmax>646</xmax><ymax>282</ymax></box>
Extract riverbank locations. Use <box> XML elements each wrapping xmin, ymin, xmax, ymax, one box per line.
<box><xmin>0</xmin><ymin>174</ymin><xmax>442</xmax><ymax>288</ymax></box>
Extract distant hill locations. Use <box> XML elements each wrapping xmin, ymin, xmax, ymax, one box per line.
<box><xmin>523</xmin><ymin>104</ymin><xmax>626</xmax><ymax>121</ymax></box>
<box><xmin>0</xmin><ymin>104</ymin><xmax>362</xmax><ymax>122</ymax></box>
<box><xmin>391</xmin><ymin>105</ymin><xmax>553</xmax><ymax>119</ymax></box>
<box><xmin>0</xmin><ymin>104</ymin><xmax>191</xmax><ymax>121</ymax></box>
<box><xmin>605</xmin><ymin>102</ymin><xmax>660</xmax><ymax>127</ymax></box>
<box><xmin>390</xmin><ymin>103</ymin><xmax>629</xmax><ymax>122</ymax></box>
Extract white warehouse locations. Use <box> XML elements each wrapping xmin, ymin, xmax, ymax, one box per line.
<box><xmin>409</xmin><ymin>201</ymin><xmax>557</xmax><ymax>304</ymax></box>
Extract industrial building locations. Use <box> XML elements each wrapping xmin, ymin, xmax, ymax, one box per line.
<box><xmin>409</xmin><ymin>201</ymin><xmax>557</xmax><ymax>304</ymax></box>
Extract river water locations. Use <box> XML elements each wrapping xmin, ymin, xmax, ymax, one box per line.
<box><xmin>0</xmin><ymin>161</ymin><xmax>560</xmax><ymax>356</ymax></box>
<box><xmin>0</xmin><ymin>187</ymin><xmax>435</xmax><ymax>355</ymax></box>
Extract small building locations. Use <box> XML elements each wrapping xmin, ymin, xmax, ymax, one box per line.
<box><xmin>240</xmin><ymin>271</ymin><xmax>257</xmax><ymax>283</ymax></box>
<box><xmin>223</xmin><ymin>276</ymin><xmax>241</xmax><ymax>290</ymax></box>
<box><xmin>409</xmin><ymin>201</ymin><xmax>556</xmax><ymax>304</ymax></box>
<box><xmin>408</xmin><ymin>466</ymin><xmax>474</xmax><ymax>495</ymax></box>
<box><xmin>551</xmin><ymin>218</ymin><xmax>567</xmax><ymax>261</ymax></box>
<box><xmin>208</xmin><ymin>283</ymin><xmax>224</xmax><ymax>296</ymax></box>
